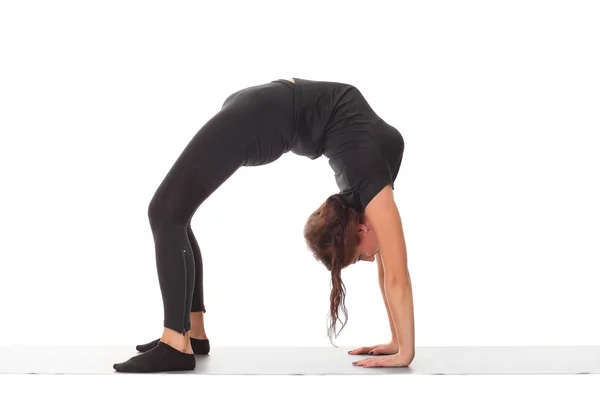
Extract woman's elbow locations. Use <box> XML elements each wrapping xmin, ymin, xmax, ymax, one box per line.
<box><xmin>384</xmin><ymin>273</ymin><xmax>410</xmax><ymax>289</ymax></box>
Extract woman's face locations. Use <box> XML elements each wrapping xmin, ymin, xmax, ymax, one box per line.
<box><xmin>351</xmin><ymin>218</ymin><xmax>379</xmax><ymax>264</ymax></box>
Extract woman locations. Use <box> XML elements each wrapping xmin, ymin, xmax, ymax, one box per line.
<box><xmin>113</xmin><ymin>77</ymin><xmax>415</xmax><ymax>373</ymax></box>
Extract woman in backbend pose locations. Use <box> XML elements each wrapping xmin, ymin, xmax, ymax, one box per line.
<box><xmin>113</xmin><ymin>77</ymin><xmax>414</xmax><ymax>373</ymax></box>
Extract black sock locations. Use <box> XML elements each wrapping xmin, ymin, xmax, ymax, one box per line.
<box><xmin>114</xmin><ymin>341</ymin><xmax>195</xmax><ymax>373</ymax></box>
<box><xmin>136</xmin><ymin>337</ymin><xmax>210</xmax><ymax>355</ymax></box>
<box><xmin>135</xmin><ymin>338</ymin><xmax>160</xmax><ymax>353</ymax></box>
<box><xmin>191</xmin><ymin>337</ymin><xmax>210</xmax><ymax>355</ymax></box>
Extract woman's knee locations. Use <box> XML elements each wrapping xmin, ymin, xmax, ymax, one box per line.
<box><xmin>148</xmin><ymin>196</ymin><xmax>167</xmax><ymax>229</ymax></box>
<box><xmin>147</xmin><ymin>190</ymin><xmax>185</xmax><ymax>229</ymax></box>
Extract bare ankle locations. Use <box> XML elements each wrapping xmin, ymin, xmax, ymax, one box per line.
<box><xmin>160</xmin><ymin>328</ymin><xmax>193</xmax><ymax>354</ymax></box>
<box><xmin>190</xmin><ymin>311</ymin><xmax>207</xmax><ymax>339</ymax></box>
<box><xmin>190</xmin><ymin>331</ymin><xmax>208</xmax><ymax>340</ymax></box>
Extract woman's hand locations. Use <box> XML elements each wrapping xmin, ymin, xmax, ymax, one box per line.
<box><xmin>348</xmin><ymin>341</ymin><xmax>398</xmax><ymax>356</ymax></box>
<box><xmin>352</xmin><ymin>352</ymin><xmax>414</xmax><ymax>368</ymax></box>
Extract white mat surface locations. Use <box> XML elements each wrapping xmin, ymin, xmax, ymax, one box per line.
<box><xmin>0</xmin><ymin>346</ymin><xmax>598</xmax><ymax>375</ymax></box>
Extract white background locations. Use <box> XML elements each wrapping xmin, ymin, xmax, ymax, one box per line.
<box><xmin>1</xmin><ymin>0</ymin><xmax>599</xmax><ymax>353</ymax></box>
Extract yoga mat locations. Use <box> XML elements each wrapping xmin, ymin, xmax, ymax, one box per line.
<box><xmin>0</xmin><ymin>346</ymin><xmax>598</xmax><ymax>375</ymax></box>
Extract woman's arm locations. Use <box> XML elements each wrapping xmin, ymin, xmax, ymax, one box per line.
<box><xmin>376</xmin><ymin>251</ymin><xmax>398</xmax><ymax>343</ymax></box>
<box><xmin>365</xmin><ymin>184</ymin><xmax>415</xmax><ymax>359</ymax></box>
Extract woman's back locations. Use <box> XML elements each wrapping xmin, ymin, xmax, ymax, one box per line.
<box><xmin>290</xmin><ymin>77</ymin><xmax>405</xmax><ymax>211</ymax></box>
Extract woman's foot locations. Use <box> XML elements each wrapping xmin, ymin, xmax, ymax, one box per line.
<box><xmin>114</xmin><ymin>328</ymin><xmax>195</xmax><ymax>373</ymax></box>
<box><xmin>135</xmin><ymin>312</ymin><xmax>210</xmax><ymax>355</ymax></box>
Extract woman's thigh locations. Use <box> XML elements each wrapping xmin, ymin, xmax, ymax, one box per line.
<box><xmin>148</xmin><ymin>108</ymin><xmax>251</xmax><ymax>225</ymax></box>
<box><xmin>149</xmin><ymin>80</ymin><xmax>295</xmax><ymax>223</ymax></box>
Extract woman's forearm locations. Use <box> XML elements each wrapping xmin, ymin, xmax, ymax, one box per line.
<box><xmin>384</xmin><ymin>275</ymin><xmax>415</xmax><ymax>356</ymax></box>
<box><xmin>377</xmin><ymin>261</ymin><xmax>398</xmax><ymax>342</ymax></box>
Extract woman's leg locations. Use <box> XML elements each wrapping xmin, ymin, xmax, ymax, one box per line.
<box><xmin>188</xmin><ymin>224</ymin><xmax>206</xmax><ymax>315</ymax></box>
<box><xmin>135</xmin><ymin>223</ymin><xmax>208</xmax><ymax>354</ymax></box>
<box><xmin>114</xmin><ymin>104</ymin><xmax>250</xmax><ymax>373</ymax></box>
<box><xmin>114</xmin><ymin>79</ymin><xmax>295</xmax><ymax>373</ymax></box>
<box><xmin>188</xmin><ymin>224</ymin><xmax>209</xmax><ymax>340</ymax></box>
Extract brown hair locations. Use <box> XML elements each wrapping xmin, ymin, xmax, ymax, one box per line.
<box><xmin>303</xmin><ymin>193</ymin><xmax>364</xmax><ymax>346</ymax></box>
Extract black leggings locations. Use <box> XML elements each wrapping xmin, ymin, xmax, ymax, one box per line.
<box><xmin>147</xmin><ymin>79</ymin><xmax>295</xmax><ymax>334</ymax></box>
